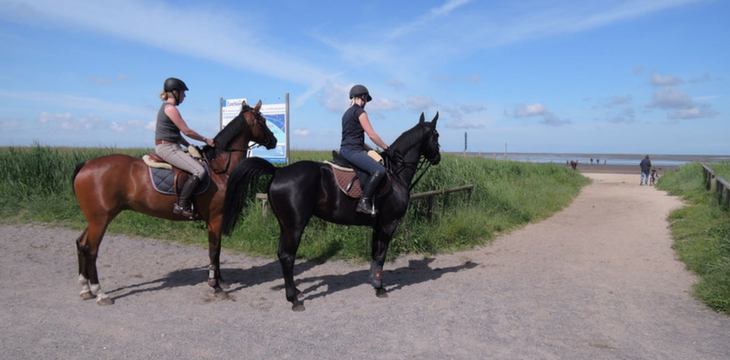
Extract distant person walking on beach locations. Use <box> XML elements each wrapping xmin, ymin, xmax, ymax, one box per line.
<box><xmin>640</xmin><ymin>155</ymin><xmax>652</xmax><ymax>186</ymax></box>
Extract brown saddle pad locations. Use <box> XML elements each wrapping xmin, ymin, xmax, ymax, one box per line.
<box><xmin>328</xmin><ymin>163</ymin><xmax>391</xmax><ymax>198</ymax></box>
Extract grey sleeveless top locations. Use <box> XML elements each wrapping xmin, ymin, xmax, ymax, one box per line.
<box><xmin>155</xmin><ymin>102</ymin><xmax>181</xmax><ymax>142</ymax></box>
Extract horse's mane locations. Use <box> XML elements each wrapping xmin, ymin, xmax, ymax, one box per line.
<box><xmin>390</xmin><ymin>122</ymin><xmax>428</xmax><ymax>154</ymax></box>
<box><xmin>213</xmin><ymin>105</ymin><xmax>251</xmax><ymax>149</ymax></box>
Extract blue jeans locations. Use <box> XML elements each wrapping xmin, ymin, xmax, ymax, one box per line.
<box><xmin>640</xmin><ymin>171</ymin><xmax>650</xmax><ymax>185</ymax></box>
<box><xmin>339</xmin><ymin>148</ymin><xmax>385</xmax><ymax>177</ymax></box>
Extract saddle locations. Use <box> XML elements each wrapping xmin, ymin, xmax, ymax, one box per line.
<box><xmin>326</xmin><ymin>150</ymin><xmax>391</xmax><ymax>198</ymax></box>
<box><xmin>143</xmin><ymin>149</ymin><xmax>210</xmax><ymax>196</ymax></box>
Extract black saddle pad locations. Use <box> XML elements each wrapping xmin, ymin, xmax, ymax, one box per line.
<box><xmin>148</xmin><ymin>164</ymin><xmax>210</xmax><ymax>195</ymax></box>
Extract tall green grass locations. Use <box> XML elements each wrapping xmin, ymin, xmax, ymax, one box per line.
<box><xmin>223</xmin><ymin>153</ymin><xmax>590</xmax><ymax>261</ymax></box>
<box><xmin>658</xmin><ymin>162</ymin><xmax>730</xmax><ymax>313</ymax></box>
<box><xmin>0</xmin><ymin>146</ymin><xmax>589</xmax><ymax>263</ymax></box>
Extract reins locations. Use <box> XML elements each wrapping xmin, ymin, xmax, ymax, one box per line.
<box><xmin>408</xmin><ymin>158</ymin><xmax>432</xmax><ymax>191</ymax></box>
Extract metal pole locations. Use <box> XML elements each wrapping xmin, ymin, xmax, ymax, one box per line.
<box><xmin>285</xmin><ymin>93</ymin><xmax>290</xmax><ymax>165</ymax></box>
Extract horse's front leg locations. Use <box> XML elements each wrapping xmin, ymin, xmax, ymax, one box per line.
<box><xmin>369</xmin><ymin>221</ymin><xmax>398</xmax><ymax>298</ymax></box>
<box><xmin>207</xmin><ymin>221</ymin><xmax>229</xmax><ymax>293</ymax></box>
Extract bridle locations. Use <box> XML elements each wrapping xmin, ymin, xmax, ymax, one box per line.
<box><xmin>226</xmin><ymin>108</ymin><xmax>272</xmax><ymax>153</ymax></box>
<box><xmin>207</xmin><ymin>107</ymin><xmax>274</xmax><ymax>174</ymax></box>
<box><xmin>387</xmin><ymin>128</ymin><xmax>440</xmax><ymax>191</ymax></box>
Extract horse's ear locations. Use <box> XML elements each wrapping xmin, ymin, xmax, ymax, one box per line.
<box><xmin>419</xmin><ymin>112</ymin><xmax>425</xmax><ymax>124</ymax></box>
<box><xmin>431</xmin><ymin>111</ymin><xmax>439</xmax><ymax>126</ymax></box>
<box><xmin>254</xmin><ymin>100</ymin><xmax>263</xmax><ymax>111</ymax></box>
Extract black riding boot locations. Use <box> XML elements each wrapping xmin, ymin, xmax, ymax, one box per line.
<box><xmin>356</xmin><ymin>172</ymin><xmax>383</xmax><ymax>216</ymax></box>
<box><xmin>173</xmin><ymin>175</ymin><xmax>201</xmax><ymax>219</ymax></box>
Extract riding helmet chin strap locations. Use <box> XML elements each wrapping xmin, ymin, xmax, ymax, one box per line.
<box><xmin>172</xmin><ymin>91</ymin><xmax>181</xmax><ymax>106</ymax></box>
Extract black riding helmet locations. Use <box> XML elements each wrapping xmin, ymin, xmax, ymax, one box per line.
<box><xmin>349</xmin><ymin>84</ymin><xmax>372</xmax><ymax>102</ymax></box>
<box><xmin>164</xmin><ymin>77</ymin><xmax>188</xmax><ymax>105</ymax></box>
<box><xmin>164</xmin><ymin>77</ymin><xmax>189</xmax><ymax>92</ymax></box>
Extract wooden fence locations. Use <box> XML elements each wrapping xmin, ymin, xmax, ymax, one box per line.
<box><xmin>409</xmin><ymin>184</ymin><xmax>475</xmax><ymax>222</ymax></box>
<box><xmin>254</xmin><ymin>184</ymin><xmax>475</xmax><ymax>222</ymax></box>
<box><xmin>701</xmin><ymin>164</ymin><xmax>730</xmax><ymax>209</ymax></box>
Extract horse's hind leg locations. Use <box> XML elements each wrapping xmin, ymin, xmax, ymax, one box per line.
<box><xmin>277</xmin><ymin>226</ymin><xmax>306</xmax><ymax>311</ymax></box>
<box><xmin>76</xmin><ymin>228</ymin><xmax>95</xmax><ymax>300</ymax></box>
<box><xmin>76</xmin><ymin>222</ymin><xmax>114</xmax><ymax>305</ymax></box>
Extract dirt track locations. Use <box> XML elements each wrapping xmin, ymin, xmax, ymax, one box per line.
<box><xmin>2</xmin><ymin>173</ymin><xmax>730</xmax><ymax>359</ymax></box>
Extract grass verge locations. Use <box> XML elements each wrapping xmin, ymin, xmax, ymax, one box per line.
<box><xmin>0</xmin><ymin>145</ymin><xmax>589</xmax><ymax>264</ymax></box>
<box><xmin>658</xmin><ymin>162</ymin><xmax>730</xmax><ymax>313</ymax></box>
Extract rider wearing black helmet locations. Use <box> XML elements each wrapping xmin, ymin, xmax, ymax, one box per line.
<box><xmin>340</xmin><ymin>84</ymin><xmax>389</xmax><ymax>216</ymax></box>
<box><xmin>154</xmin><ymin>77</ymin><xmax>215</xmax><ymax>219</ymax></box>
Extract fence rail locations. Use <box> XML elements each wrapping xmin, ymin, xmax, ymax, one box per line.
<box><xmin>410</xmin><ymin>184</ymin><xmax>475</xmax><ymax>222</ymax></box>
<box><xmin>254</xmin><ymin>184</ymin><xmax>475</xmax><ymax>221</ymax></box>
<box><xmin>701</xmin><ymin>164</ymin><xmax>730</xmax><ymax>209</ymax></box>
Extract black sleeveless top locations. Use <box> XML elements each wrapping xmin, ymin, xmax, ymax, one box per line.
<box><xmin>340</xmin><ymin>105</ymin><xmax>366</xmax><ymax>151</ymax></box>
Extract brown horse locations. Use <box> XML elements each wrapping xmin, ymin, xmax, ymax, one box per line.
<box><xmin>72</xmin><ymin>100</ymin><xmax>277</xmax><ymax>305</ymax></box>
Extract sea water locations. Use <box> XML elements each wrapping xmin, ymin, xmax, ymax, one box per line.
<box><xmin>456</xmin><ymin>152</ymin><xmax>730</xmax><ymax>167</ymax></box>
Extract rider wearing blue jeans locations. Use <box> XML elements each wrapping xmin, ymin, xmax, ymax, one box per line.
<box><xmin>340</xmin><ymin>85</ymin><xmax>389</xmax><ymax>216</ymax></box>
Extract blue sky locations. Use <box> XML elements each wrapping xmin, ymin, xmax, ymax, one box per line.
<box><xmin>0</xmin><ymin>0</ymin><xmax>727</xmax><ymax>155</ymax></box>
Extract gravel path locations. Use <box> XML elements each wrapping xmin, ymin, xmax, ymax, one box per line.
<box><xmin>2</xmin><ymin>173</ymin><xmax>729</xmax><ymax>359</ymax></box>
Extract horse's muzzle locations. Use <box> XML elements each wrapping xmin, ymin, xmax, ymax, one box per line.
<box><xmin>429</xmin><ymin>153</ymin><xmax>441</xmax><ymax>165</ymax></box>
<box><xmin>264</xmin><ymin>137</ymin><xmax>278</xmax><ymax>150</ymax></box>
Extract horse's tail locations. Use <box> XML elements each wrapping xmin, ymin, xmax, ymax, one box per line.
<box><xmin>71</xmin><ymin>161</ymin><xmax>88</xmax><ymax>196</ymax></box>
<box><xmin>221</xmin><ymin>157</ymin><xmax>277</xmax><ymax>235</ymax></box>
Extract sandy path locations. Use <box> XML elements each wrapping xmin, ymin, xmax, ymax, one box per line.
<box><xmin>2</xmin><ymin>173</ymin><xmax>729</xmax><ymax>359</ymax></box>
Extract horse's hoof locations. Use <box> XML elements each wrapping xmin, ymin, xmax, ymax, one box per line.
<box><xmin>207</xmin><ymin>278</ymin><xmax>217</xmax><ymax>287</ymax></box>
<box><xmin>79</xmin><ymin>291</ymin><xmax>95</xmax><ymax>300</ymax></box>
<box><xmin>292</xmin><ymin>302</ymin><xmax>305</xmax><ymax>312</ymax></box>
<box><xmin>375</xmin><ymin>287</ymin><xmax>388</xmax><ymax>298</ymax></box>
<box><xmin>296</xmin><ymin>289</ymin><xmax>304</xmax><ymax>299</ymax></box>
<box><xmin>96</xmin><ymin>297</ymin><xmax>115</xmax><ymax>306</ymax></box>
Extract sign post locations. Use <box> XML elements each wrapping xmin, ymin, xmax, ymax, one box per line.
<box><xmin>220</xmin><ymin>96</ymin><xmax>289</xmax><ymax>164</ymax></box>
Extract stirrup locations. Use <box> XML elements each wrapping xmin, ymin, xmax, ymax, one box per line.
<box><xmin>356</xmin><ymin>198</ymin><xmax>376</xmax><ymax>216</ymax></box>
<box><xmin>173</xmin><ymin>203</ymin><xmax>199</xmax><ymax>220</ymax></box>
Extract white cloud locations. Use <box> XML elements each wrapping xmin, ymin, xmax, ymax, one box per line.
<box><xmin>514</xmin><ymin>103</ymin><xmax>546</xmax><ymax>117</ymax></box>
<box><xmin>2</xmin><ymin>0</ymin><xmax>330</xmax><ymax>88</ymax></box>
<box><xmin>514</xmin><ymin>103</ymin><xmax>570</xmax><ymax>126</ymax></box>
<box><xmin>39</xmin><ymin>111</ymin><xmax>72</xmax><ymax>123</ymax></box>
<box><xmin>609</xmin><ymin>107</ymin><xmax>636</xmax><ymax>123</ymax></box>
<box><xmin>0</xmin><ymin>119</ymin><xmax>20</xmax><ymax>129</ymax></box>
<box><xmin>648</xmin><ymin>88</ymin><xmax>694</xmax><ymax>109</ymax></box>
<box><xmin>650</xmin><ymin>73</ymin><xmax>682</xmax><ymax>87</ymax></box>
<box><xmin>668</xmin><ymin>106</ymin><xmax>718</xmax><ymax>120</ymax></box>
<box><xmin>446</xmin><ymin>120</ymin><xmax>485</xmax><ymax>129</ymax></box>
<box><xmin>387</xmin><ymin>79</ymin><xmax>405</xmax><ymax>88</ymax></box>
<box><xmin>606</xmin><ymin>95</ymin><xmax>632</xmax><ymax>107</ymax></box>
<box><xmin>407</xmin><ymin>96</ymin><xmax>436</xmax><ymax>112</ymax></box>
<box><xmin>294</xmin><ymin>129</ymin><xmax>311</xmax><ymax>136</ymax></box>
<box><xmin>541</xmin><ymin>112</ymin><xmax>571</xmax><ymax>126</ymax></box>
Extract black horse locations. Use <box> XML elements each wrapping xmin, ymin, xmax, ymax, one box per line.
<box><xmin>222</xmin><ymin>112</ymin><xmax>441</xmax><ymax>311</ymax></box>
